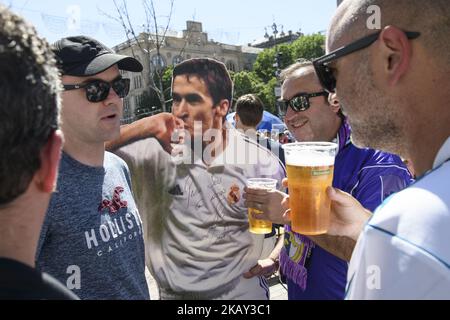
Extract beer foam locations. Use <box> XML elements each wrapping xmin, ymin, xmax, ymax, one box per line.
<box><xmin>285</xmin><ymin>153</ymin><xmax>335</xmax><ymax>167</ymax></box>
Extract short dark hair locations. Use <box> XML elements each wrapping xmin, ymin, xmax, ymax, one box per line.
<box><xmin>235</xmin><ymin>94</ymin><xmax>264</xmax><ymax>127</ymax></box>
<box><xmin>172</xmin><ymin>58</ymin><xmax>233</xmax><ymax>107</ymax></box>
<box><xmin>0</xmin><ymin>5</ymin><xmax>61</xmax><ymax>206</ymax></box>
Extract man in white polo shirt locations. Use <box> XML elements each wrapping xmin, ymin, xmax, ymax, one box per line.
<box><xmin>298</xmin><ymin>0</ymin><xmax>450</xmax><ymax>299</ymax></box>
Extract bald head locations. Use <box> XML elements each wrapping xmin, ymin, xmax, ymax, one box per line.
<box><xmin>328</xmin><ymin>0</ymin><xmax>450</xmax><ymax>66</ymax></box>
<box><xmin>324</xmin><ymin>0</ymin><xmax>450</xmax><ymax>174</ymax></box>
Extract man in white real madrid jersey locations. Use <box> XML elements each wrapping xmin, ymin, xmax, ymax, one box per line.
<box><xmin>107</xmin><ymin>58</ymin><xmax>285</xmax><ymax>299</ymax></box>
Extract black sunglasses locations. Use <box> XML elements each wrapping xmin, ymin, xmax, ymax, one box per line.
<box><xmin>312</xmin><ymin>30</ymin><xmax>421</xmax><ymax>92</ymax></box>
<box><xmin>63</xmin><ymin>77</ymin><xmax>130</xmax><ymax>103</ymax></box>
<box><xmin>280</xmin><ymin>91</ymin><xmax>329</xmax><ymax>113</ymax></box>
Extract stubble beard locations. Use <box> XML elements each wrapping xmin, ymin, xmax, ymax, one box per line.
<box><xmin>341</xmin><ymin>70</ymin><xmax>404</xmax><ymax>155</ymax></box>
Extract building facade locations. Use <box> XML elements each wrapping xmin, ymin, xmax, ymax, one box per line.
<box><xmin>113</xmin><ymin>21</ymin><xmax>262</xmax><ymax>121</ymax></box>
<box><xmin>250</xmin><ymin>29</ymin><xmax>303</xmax><ymax>49</ymax></box>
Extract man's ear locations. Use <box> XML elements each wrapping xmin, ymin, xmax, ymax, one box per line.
<box><xmin>378</xmin><ymin>26</ymin><xmax>413</xmax><ymax>86</ymax></box>
<box><xmin>216</xmin><ymin>99</ymin><xmax>230</xmax><ymax>118</ymax></box>
<box><xmin>328</xmin><ymin>93</ymin><xmax>341</xmax><ymax>114</ymax></box>
<box><xmin>34</xmin><ymin>130</ymin><xmax>64</xmax><ymax>193</ymax></box>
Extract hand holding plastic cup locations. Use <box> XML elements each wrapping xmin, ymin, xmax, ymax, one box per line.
<box><xmin>246</xmin><ymin>178</ymin><xmax>278</xmax><ymax>234</ymax></box>
<box><xmin>282</xmin><ymin>142</ymin><xmax>338</xmax><ymax>235</ymax></box>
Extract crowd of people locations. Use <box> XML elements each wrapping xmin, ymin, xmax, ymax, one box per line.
<box><xmin>1</xmin><ymin>0</ymin><xmax>449</xmax><ymax>300</ymax></box>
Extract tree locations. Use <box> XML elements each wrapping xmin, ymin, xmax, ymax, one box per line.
<box><xmin>256</xmin><ymin>77</ymin><xmax>278</xmax><ymax>114</ymax></box>
<box><xmin>232</xmin><ymin>71</ymin><xmax>261</xmax><ymax>103</ymax></box>
<box><xmin>233</xmin><ymin>33</ymin><xmax>326</xmax><ymax>117</ymax></box>
<box><xmin>134</xmin><ymin>65</ymin><xmax>174</xmax><ymax>118</ymax></box>
<box><xmin>291</xmin><ymin>33</ymin><xmax>326</xmax><ymax>60</ymax></box>
<box><xmin>162</xmin><ymin>65</ymin><xmax>174</xmax><ymax>110</ymax></box>
<box><xmin>102</xmin><ymin>0</ymin><xmax>175</xmax><ymax>112</ymax></box>
<box><xmin>232</xmin><ymin>71</ymin><xmax>278</xmax><ymax>114</ymax></box>
<box><xmin>253</xmin><ymin>44</ymin><xmax>294</xmax><ymax>83</ymax></box>
<box><xmin>134</xmin><ymin>89</ymin><xmax>160</xmax><ymax>120</ymax></box>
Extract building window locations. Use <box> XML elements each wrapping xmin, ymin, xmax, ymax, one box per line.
<box><xmin>133</xmin><ymin>75</ymin><xmax>142</xmax><ymax>89</ymax></box>
<box><xmin>151</xmin><ymin>54</ymin><xmax>166</xmax><ymax>70</ymax></box>
<box><xmin>172</xmin><ymin>55</ymin><xmax>183</xmax><ymax>65</ymax></box>
<box><xmin>226</xmin><ymin>61</ymin><xmax>236</xmax><ymax>72</ymax></box>
<box><xmin>134</xmin><ymin>95</ymin><xmax>144</xmax><ymax>108</ymax></box>
<box><xmin>123</xmin><ymin>97</ymin><xmax>130</xmax><ymax>113</ymax></box>
<box><xmin>122</xmin><ymin>98</ymin><xmax>133</xmax><ymax>124</ymax></box>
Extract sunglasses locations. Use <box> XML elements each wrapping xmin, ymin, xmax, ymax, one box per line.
<box><xmin>63</xmin><ymin>77</ymin><xmax>130</xmax><ymax>103</ymax></box>
<box><xmin>312</xmin><ymin>30</ymin><xmax>421</xmax><ymax>92</ymax></box>
<box><xmin>280</xmin><ymin>91</ymin><xmax>329</xmax><ymax>113</ymax></box>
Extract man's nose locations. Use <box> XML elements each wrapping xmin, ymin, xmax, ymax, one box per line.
<box><xmin>103</xmin><ymin>86</ymin><xmax>120</xmax><ymax>105</ymax></box>
<box><xmin>173</xmin><ymin>100</ymin><xmax>189</xmax><ymax>121</ymax></box>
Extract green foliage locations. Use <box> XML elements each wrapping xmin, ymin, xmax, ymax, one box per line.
<box><xmin>162</xmin><ymin>65</ymin><xmax>174</xmax><ymax>103</ymax></box>
<box><xmin>276</xmin><ymin>44</ymin><xmax>295</xmax><ymax>71</ymax></box>
<box><xmin>232</xmin><ymin>71</ymin><xmax>261</xmax><ymax>102</ymax></box>
<box><xmin>253</xmin><ymin>44</ymin><xmax>294</xmax><ymax>83</ymax></box>
<box><xmin>134</xmin><ymin>89</ymin><xmax>161</xmax><ymax>120</ymax></box>
<box><xmin>291</xmin><ymin>33</ymin><xmax>325</xmax><ymax>61</ymax></box>
<box><xmin>232</xmin><ymin>34</ymin><xmax>326</xmax><ymax>116</ymax></box>
<box><xmin>257</xmin><ymin>77</ymin><xmax>278</xmax><ymax>114</ymax></box>
<box><xmin>232</xmin><ymin>71</ymin><xmax>278</xmax><ymax>114</ymax></box>
<box><xmin>253</xmin><ymin>48</ymin><xmax>275</xmax><ymax>83</ymax></box>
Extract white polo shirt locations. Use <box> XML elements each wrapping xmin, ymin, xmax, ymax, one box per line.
<box><xmin>346</xmin><ymin>136</ymin><xmax>450</xmax><ymax>299</ymax></box>
<box><xmin>117</xmin><ymin>129</ymin><xmax>285</xmax><ymax>299</ymax></box>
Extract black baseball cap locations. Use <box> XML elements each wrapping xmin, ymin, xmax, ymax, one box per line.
<box><xmin>52</xmin><ymin>36</ymin><xmax>143</xmax><ymax>76</ymax></box>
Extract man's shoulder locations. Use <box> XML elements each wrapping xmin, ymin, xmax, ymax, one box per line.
<box><xmin>116</xmin><ymin>137</ymin><xmax>165</xmax><ymax>161</ymax></box>
<box><xmin>0</xmin><ymin>258</ymin><xmax>78</xmax><ymax>300</ymax></box>
<box><xmin>369</xmin><ymin>169</ymin><xmax>450</xmax><ymax>265</ymax></box>
<box><xmin>242</xmin><ymin>135</ymin><xmax>285</xmax><ymax>178</ymax></box>
<box><xmin>335</xmin><ymin>145</ymin><xmax>412</xmax><ymax>210</ymax></box>
<box><xmin>343</xmin><ymin>145</ymin><xmax>410</xmax><ymax>180</ymax></box>
<box><xmin>40</xmin><ymin>272</ymin><xmax>79</xmax><ymax>300</ymax></box>
<box><xmin>376</xmin><ymin>162</ymin><xmax>450</xmax><ymax>217</ymax></box>
<box><xmin>348</xmin><ymin>218</ymin><xmax>450</xmax><ymax>299</ymax></box>
<box><xmin>345</xmin><ymin>144</ymin><xmax>405</xmax><ymax>168</ymax></box>
<box><xmin>105</xmin><ymin>151</ymin><xmax>127</xmax><ymax>167</ymax></box>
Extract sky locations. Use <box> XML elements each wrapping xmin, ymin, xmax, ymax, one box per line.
<box><xmin>2</xmin><ymin>0</ymin><xmax>338</xmax><ymax>48</ymax></box>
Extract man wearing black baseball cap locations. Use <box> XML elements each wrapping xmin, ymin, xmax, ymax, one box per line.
<box><xmin>35</xmin><ymin>36</ymin><xmax>150</xmax><ymax>300</ymax></box>
<box><xmin>52</xmin><ymin>36</ymin><xmax>142</xmax><ymax>76</ymax></box>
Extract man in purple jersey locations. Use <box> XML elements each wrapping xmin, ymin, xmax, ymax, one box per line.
<box><xmin>244</xmin><ymin>60</ymin><xmax>413</xmax><ymax>299</ymax></box>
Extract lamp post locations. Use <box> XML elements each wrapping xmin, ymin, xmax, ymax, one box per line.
<box><xmin>265</xmin><ymin>22</ymin><xmax>283</xmax><ymax>119</ymax></box>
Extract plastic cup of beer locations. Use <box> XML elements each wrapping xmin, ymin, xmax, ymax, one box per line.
<box><xmin>246</xmin><ymin>178</ymin><xmax>278</xmax><ymax>234</ymax></box>
<box><xmin>282</xmin><ymin>142</ymin><xmax>338</xmax><ymax>235</ymax></box>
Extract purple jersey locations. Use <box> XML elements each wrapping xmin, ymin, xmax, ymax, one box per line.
<box><xmin>281</xmin><ymin>118</ymin><xmax>413</xmax><ymax>300</ymax></box>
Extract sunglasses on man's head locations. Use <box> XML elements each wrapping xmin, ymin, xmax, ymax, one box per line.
<box><xmin>312</xmin><ymin>30</ymin><xmax>421</xmax><ymax>93</ymax></box>
<box><xmin>63</xmin><ymin>77</ymin><xmax>130</xmax><ymax>103</ymax></box>
<box><xmin>280</xmin><ymin>91</ymin><xmax>329</xmax><ymax>113</ymax></box>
